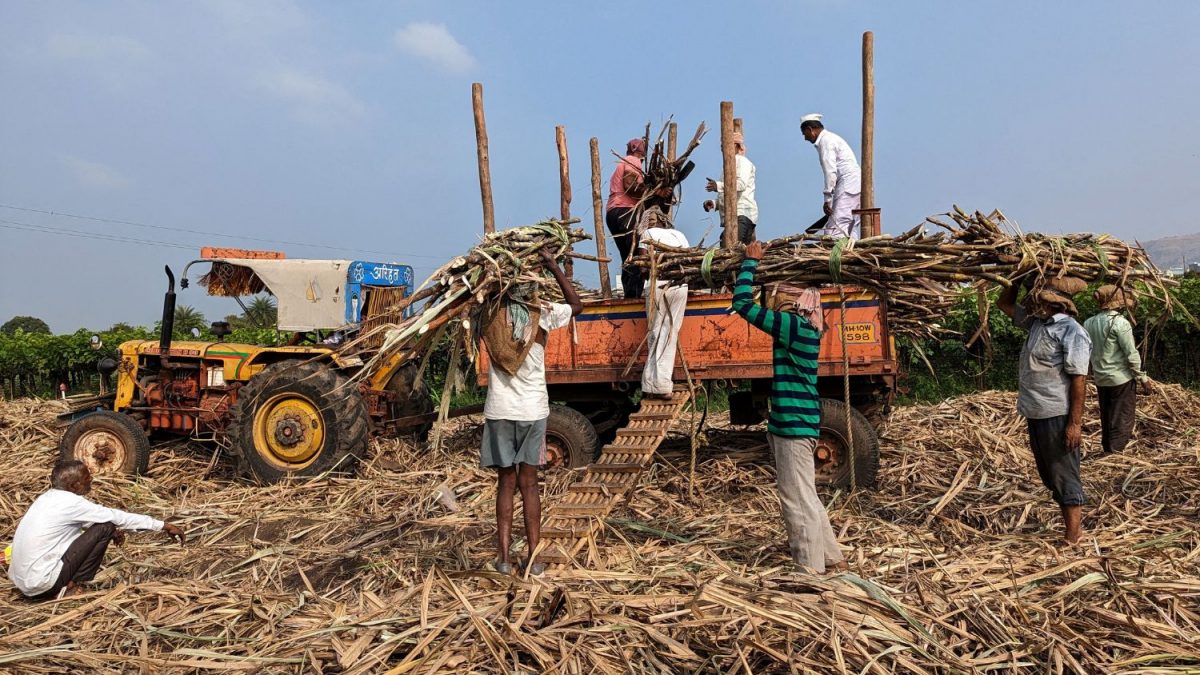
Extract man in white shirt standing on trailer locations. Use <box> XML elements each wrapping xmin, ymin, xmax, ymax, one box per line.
<box><xmin>8</xmin><ymin>460</ymin><xmax>186</xmax><ymax>600</ymax></box>
<box><xmin>800</xmin><ymin>113</ymin><xmax>862</xmax><ymax>241</ymax></box>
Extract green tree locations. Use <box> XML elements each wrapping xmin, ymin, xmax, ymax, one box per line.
<box><xmin>172</xmin><ymin>305</ymin><xmax>208</xmax><ymax>338</ymax></box>
<box><xmin>1</xmin><ymin>316</ymin><xmax>51</xmax><ymax>335</ymax></box>
<box><xmin>242</xmin><ymin>296</ymin><xmax>278</xmax><ymax>329</ymax></box>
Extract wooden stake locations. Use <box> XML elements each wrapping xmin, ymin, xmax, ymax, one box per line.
<box><xmin>590</xmin><ymin>137</ymin><xmax>612</xmax><ymax>299</ymax></box>
<box><xmin>667</xmin><ymin>122</ymin><xmax>678</xmax><ymax>162</ymax></box>
<box><xmin>472</xmin><ymin>83</ymin><xmax>495</xmax><ymax>234</ymax></box>
<box><xmin>556</xmin><ymin>125</ymin><xmax>573</xmax><ymax>276</ymax></box>
<box><xmin>720</xmin><ymin>101</ymin><xmax>737</xmax><ymax>249</ymax></box>
<box><xmin>556</xmin><ymin>126</ymin><xmax>572</xmax><ymax>221</ymax></box>
<box><xmin>861</xmin><ymin>31</ymin><xmax>875</xmax><ymax>211</ymax></box>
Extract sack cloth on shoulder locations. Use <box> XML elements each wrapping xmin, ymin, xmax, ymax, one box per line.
<box><xmin>482</xmin><ymin>299</ymin><xmax>543</xmax><ymax>377</ymax></box>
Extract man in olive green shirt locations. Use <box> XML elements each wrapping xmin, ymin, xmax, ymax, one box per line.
<box><xmin>1083</xmin><ymin>285</ymin><xmax>1154</xmax><ymax>454</ymax></box>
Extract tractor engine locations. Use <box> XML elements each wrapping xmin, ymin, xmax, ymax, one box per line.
<box><xmin>142</xmin><ymin>364</ymin><xmax>202</xmax><ymax>432</ymax></box>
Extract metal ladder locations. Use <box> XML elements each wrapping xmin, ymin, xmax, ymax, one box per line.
<box><xmin>537</xmin><ymin>385</ymin><xmax>691</xmax><ymax>569</ymax></box>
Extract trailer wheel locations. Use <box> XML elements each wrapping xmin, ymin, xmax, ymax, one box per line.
<box><xmin>386</xmin><ymin>363</ymin><xmax>433</xmax><ymax>441</ymax></box>
<box><xmin>59</xmin><ymin>410</ymin><xmax>151</xmax><ymax>476</ymax></box>
<box><xmin>230</xmin><ymin>361</ymin><xmax>369</xmax><ymax>484</ymax></box>
<box><xmin>815</xmin><ymin>398</ymin><xmax>879</xmax><ymax>490</ymax></box>
<box><xmin>545</xmin><ymin>405</ymin><xmax>598</xmax><ymax>469</ymax></box>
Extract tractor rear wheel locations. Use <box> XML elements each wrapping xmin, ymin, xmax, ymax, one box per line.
<box><xmin>815</xmin><ymin>398</ymin><xmax>879</xmax><ymax>490</ymax></box>
<box><xmin>59</xmin><ymin>410</ymin><xmax>151</xmax><ymax>477</ymax></box>
<box><xmin>230</xmin><ymin>361</ymin><xmax>369</xmax><ymax>484</ymax></box>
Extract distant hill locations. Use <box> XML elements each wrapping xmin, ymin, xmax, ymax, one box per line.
<box><xmin>1139</xmin><ymin>233</ymin><xmax>1200</xmax><ymax>271</ymax></box>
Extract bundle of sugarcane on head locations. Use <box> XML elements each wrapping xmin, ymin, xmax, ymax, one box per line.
<box><xmin>341</xmin><ymin>220</ymin><xmax>590</xmax><ymax>367</ymax></box>
<box><xmin>630</xmin><ymin>206</ymin><xmax>1180</xmax><ymax>340</ymax></box>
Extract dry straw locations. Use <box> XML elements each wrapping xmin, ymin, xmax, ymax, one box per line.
<box><xmin>1</xmin><ymin>383</ymin><xmax>1197</xmax><ymax>672</ymax></box>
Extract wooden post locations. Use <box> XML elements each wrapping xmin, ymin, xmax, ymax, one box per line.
<box><xmin>720</xmin><ymin>101</ymin><xmax>738</xmax><ymax>249</ymax></box>
<box><xmin>472</xmin><ymin>83</ymin><xmax>495</xmax><ymax>234</ymax></box>
<box><xmin>590</xmin><ymin>138</ymin><xmax>612</xmax><ymax>299</ymax></box>
<box><xmin>667</xmin><ymin>122</ymin><xmax>678</xmax><ymax>162</ymax></box>
<box><xmin>733</xmin><ymin>117</ymin><xmax>743</xmax><ymax>136</ymax></box>
<box><xmin>556</xmin><ymin>125</ymin><xmax>573</xmax><ymax>276</ymax></box>
<box><xmin>861</xmin><ymin>31</ymin><xmax>875</xmax><ymax>212</ymax></box>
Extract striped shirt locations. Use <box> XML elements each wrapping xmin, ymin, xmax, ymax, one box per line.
<box><xmin>731</xmin><ymin>259</ymin><xmax>822</xmax><ymax>437</ymax></box>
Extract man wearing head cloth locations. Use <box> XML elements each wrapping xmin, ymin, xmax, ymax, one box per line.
<box><xmin>998</xmin><ymin>277</ymin><xmax>1093</xmax><ymax>545</ymax></box>
<box><xmin>731</xmin><ymin>240</ymin><xmax>847</xmax><ymax>573</ymax></box>
<box><xmin>606</xmin><ymin>138</ymin><xmax>648</xmax><ymax>299</ymax></box>
<box><xmin>1083</xmin><ymin>285</ymin><xmax>1155</xmax><ymax>454</ymax></box>
<box><xmin>703</xmin><ymin>131</ymin><xmax>758</xmax><ymax>244</ymax></box>
<box><xmin>799</xmin><ymin>114</ymin><xmax>861</xmax><ymax>240</ymax></box>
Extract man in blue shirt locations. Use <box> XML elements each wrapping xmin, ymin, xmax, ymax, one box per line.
<box><xmin>998</xmin><ymin>277</ymin><xmax>1092</xmax><ymax>545</ymax></box>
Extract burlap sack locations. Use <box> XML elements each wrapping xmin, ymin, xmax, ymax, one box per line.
<box><xmin>482</xmin><ymin>302</ymin><xmax>542</xmax><ymax>377</ymax></box>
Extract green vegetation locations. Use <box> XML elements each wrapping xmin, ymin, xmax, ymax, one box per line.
<box><xmin>899</xmin><ymin>276</ymin><xmax>1200</xmax><ymax>402</ymax></box>
<box><xmin>3</xmin><ymin>278</ymin><xmax>1196</xmax><ymax>402</ymax></box>
<box><xmin>0</xmin><ymin>316</ymin><xmax>286</xmax><ymax>399</ymax></box>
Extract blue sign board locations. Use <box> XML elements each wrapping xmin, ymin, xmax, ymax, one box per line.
<box><xmin>345</xmin><ymin>261</ymin><xmax>415</xmax><ymax>323</ymax></box>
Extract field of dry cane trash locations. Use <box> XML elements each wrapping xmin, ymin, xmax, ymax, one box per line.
<box><xmin>1</xmin><ymin>387</ymin><xmax>1198</xmax><ymax>673</ymax></box>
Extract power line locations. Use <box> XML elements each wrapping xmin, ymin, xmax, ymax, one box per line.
<box><xmin>0</xmin><ymin>218</ymin><xmax>195</xmax><ymax>250</ymax></box>
<box><xmin>0</xmin><ymin>203</ymin><xmax>451</xmax><ymax>260</ymax></box>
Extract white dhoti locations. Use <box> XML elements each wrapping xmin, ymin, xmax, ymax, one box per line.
<box><xmin>642</xmin><ymin>284</ymin><xmax>688</xmax><ymax>395</ymax></box>
<box><xmin>822</xmin><ymin>191</ymin><xmax>861</xmax><ymax>241</ymax></box>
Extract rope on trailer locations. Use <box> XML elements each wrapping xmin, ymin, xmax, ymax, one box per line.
<box><xmin>839</xmin><ymin>285</ymin><xmax>856</xmax><ymax>492</ymax></box>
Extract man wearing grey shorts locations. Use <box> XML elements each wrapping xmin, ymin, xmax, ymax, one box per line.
<box><xmin>481</xmin><ymin>249</ymin><xmax>581</xmax><ymax>575</ymax></box>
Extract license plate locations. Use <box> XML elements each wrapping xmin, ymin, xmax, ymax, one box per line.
<box><xmin>840</xmin><ymin>322</ymin><xmax>877</xmax><ymax>344</ymax></box>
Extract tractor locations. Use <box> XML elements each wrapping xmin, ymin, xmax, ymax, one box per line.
<box><xmin>58</xmin><ymin>248</ymin><xmax>433</xmax><ymax>484</ymax></box>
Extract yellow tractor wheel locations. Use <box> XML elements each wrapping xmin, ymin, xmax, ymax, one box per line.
<box><xmin>230</xmin><ymin>361</ymin><xmax>368</xmax><ymax>484</ymax></box>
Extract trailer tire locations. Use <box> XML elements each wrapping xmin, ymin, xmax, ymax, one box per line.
<box><xmin>230</xmin><ymin>361</ymin><xmax>369</xmax><ymax>484</ymax></box>
<box><xmin>386</xmin><ymin>363</ymin><xmax>434</xmax><ymax>441</ymax></box>
<box><xmin>815</xmin><ymin>398</ymin><xmax>879</xmax><ymax>490</ymax></box>
<box><xmin>545</xmin><ymin>404</ymin><xmax>599</xmax><ymax>469</ymax></box>
<box><xmin>59</xmin><ymin>410</ymin><xmax>151</xmax><ymax>477</ymax></box>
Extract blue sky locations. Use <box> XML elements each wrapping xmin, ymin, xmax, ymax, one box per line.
<box><xmin>3</xmin><ymin>1</ymin><xmax>1198</xmax><ymax>332</ymax></box>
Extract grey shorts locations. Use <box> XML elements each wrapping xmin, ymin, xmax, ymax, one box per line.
<box><xmin>480</xmin><ymin>418</ymin><xmax>548</xmax><ymax>468</ymax></box>
<box><xmin>1027</xmin><ymin>415</ymin><xmax>1086</xmax><ymax>506</ymax></box>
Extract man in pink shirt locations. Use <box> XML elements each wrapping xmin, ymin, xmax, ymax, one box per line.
<box><xmin>606</xmin><ymin>138</ymin><xmax>646</xmax><ymax>299</ymax></box>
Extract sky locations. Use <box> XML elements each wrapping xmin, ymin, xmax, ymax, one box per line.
<box><xmin>2</xmin><ymin>0</ymin><xmax>1199</xmax><ymax>333</ymax></box>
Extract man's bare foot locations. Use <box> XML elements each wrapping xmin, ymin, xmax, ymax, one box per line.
<box><xmin>827</xmin><ymin>560</ymin><xmax>849</xmax><ymax>573</ymax></box>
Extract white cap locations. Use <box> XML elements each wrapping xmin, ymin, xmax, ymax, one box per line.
<box><xmin>800</xmin><ymin>113</ymin><xmax>823</xmax><ymax>124</ymax></box>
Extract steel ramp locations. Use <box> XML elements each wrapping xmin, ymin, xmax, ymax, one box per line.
<box><xmin>537</xmin><ymin>385</ymin><xmax>690</xmax><ymax>570</ymax></box>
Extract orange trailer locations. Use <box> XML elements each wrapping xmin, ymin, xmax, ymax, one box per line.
<box><xmin>478</xmin><ymin>285</ymin><xmax>898</xmax><ymax>487</ymax></box>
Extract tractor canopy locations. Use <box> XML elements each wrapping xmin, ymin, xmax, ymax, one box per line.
<box><xmin>183</xmin><ymin>247</ymin><xmax>414</xmax><ymax>332</ymax></box>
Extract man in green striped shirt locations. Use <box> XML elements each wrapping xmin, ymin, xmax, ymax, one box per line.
<box><xmin>732</xmin><ymin>241</ymin><xmax>845</xmax><ymax>573</ymax></box>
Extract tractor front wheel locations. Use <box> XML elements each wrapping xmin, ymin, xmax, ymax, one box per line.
<box><xmin>59</xmin><ymin>411</ymin><xmax>151</xmax><ymax>477</ymax></box>
<box><xmin>230</xmin><ymin>361</ymin><xmax>369</xmax><ymax>484</ymax></box>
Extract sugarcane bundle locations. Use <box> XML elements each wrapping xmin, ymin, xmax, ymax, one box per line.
<box><xmin>339</xmin><ymin>220</ymin><xmax>588</xmax><ymax>429</ymax></box>
<box><xmin>633</xmin><ymin>207</ymin><xmax>1178</xmax><ymax>339</ymax></box>
<box><xmin>622</xmin><ymin>119</ymin><xmax>707</xmax><ymax>213</ymax></box>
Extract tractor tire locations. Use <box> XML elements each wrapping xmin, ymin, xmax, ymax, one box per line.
<box><xmin>815</xmin><ymin>398</ymin><xmax>879</xmax><ymax>490</ymax></box>
<box><xmin>59</xmin><ymin>410</ymin><xmax>151</xmax><ymax>477</ymax></box>
<box><xmin>385</xmin><ymin>363</ymin><xmax>434</xmax><ymax>441</ymax></box>
<box><xmin>230</xmin><ymin>361</ymin><xmax>369</xmax><ymax>484</ymax></box>
<box><xmin>545</xmin><ymin>404</ymin><xmax>599</xmax><ymax>470</ymax></box>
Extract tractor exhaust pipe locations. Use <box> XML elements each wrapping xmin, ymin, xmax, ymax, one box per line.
<box><xmin>159</xmin><ymin>265</ymin><xmax>176</xmax><ymax>353</ymax></box>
